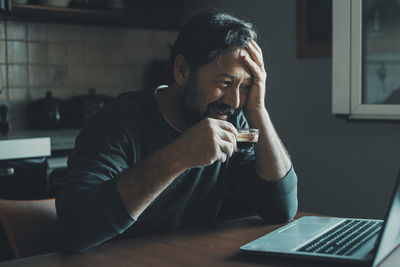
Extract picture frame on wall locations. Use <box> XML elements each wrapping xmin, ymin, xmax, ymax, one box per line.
<box><xmin>296</xmin><ymin>0</ymin><xmax>332</xmax><ymax>58</ymax></box>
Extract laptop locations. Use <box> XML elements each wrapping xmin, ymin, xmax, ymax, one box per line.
<box><xmin>240</xmin><ymin>171</ymin><xmax>400</xmax><ymax>266</ymax></box>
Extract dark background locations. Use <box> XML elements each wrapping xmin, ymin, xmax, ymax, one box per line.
<box><xmin>183</xmin><ymin>0</ymin><xmax>400</xmax><ymax>220</ymax></box>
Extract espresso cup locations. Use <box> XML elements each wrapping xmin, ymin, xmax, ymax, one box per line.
<box><xmin>236</xmin><ymin>128</ymin><xmax>259</xmax><ymax>153</ymax></box>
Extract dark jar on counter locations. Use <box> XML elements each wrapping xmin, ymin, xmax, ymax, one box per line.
<box><xmin>26</xmin><ymin>91</ymin><xmax>65</xmax><ymax>130</ymax></box>
<box><xmin>62</xmin><ymin>88</ymin><xmax>113</xmax><ymax>129</ymax></box>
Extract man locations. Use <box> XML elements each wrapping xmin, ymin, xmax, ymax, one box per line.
<box><xmin>56</xmin><ymin>10</ymin><xmax>298</xmax><ymax>252</ymax></box>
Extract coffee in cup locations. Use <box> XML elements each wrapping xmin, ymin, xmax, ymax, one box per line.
<box><xmin>236</xmin><ymin>128</ymin><xmax>259</xmax><ymax>153</ymax></box>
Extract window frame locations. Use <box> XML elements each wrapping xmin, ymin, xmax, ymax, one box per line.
<box><xmin>332</xmin><ymin>0</ymin><xmax>400</xmax><ymax>120</ymax></box>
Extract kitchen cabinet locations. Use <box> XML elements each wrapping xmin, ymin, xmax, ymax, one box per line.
<box><xmin>0</xmin><ymin>157</ymin><xmax>48</xmax><ymax>199</ymax></box>
<box><xmin>0</xmin><ymin>136</ymin><xmax>51</xmax><ymax>200</ymax></box>
<box><xmin>0</xmin><ymin>129</ymin><xmax>80</xmax><ymax>198</ymax></box>
<box><xmin>0</xmin><ymin>0</ymin><xmax>183</xmax><ymax>29</ymax></box>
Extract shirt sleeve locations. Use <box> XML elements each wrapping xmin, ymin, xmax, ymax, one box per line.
<box><xmin>55</xmin><ymin>109</ymin><xmax>135</xmax><ymax>252</ymax></box>
<box><xmin>224</xmin><ymin>152</ymin><xmax>298</xmax><ymax>224</ymax></box>
<box><xmin>225</xmin><ymin>154</ymin><xmax>298</xmax><ymax>224</ymax></box>
<box><xmin>223</xmin><ymin>112</ymin><xmax>298</xmax><ymax>223</ymax></box>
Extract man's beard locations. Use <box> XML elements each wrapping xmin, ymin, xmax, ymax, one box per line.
<box><xmin>180</xmin><ymin>73</ymin><xmax>239</xmax><ymax>125</ymax></box>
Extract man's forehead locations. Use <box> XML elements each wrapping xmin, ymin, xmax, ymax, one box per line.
<box><xmin>210</xmin><ymin>48</ymin><xmax>252</xmax><ymax>79</ymax></box>
<box><xmin>216</xmin><ymin>48</ymin><xmax>249</xmax><ymax>61</ymax></box>
<box><xmin>216</xmin><ymin>73</ymin><xmax>252</xmax><ymax>82</ymax></box>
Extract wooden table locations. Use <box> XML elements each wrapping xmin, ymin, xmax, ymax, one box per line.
<box><xmin>0</xmin><ymin>212</ymin><xmax>399</xmax><ymax>266</ymax></box>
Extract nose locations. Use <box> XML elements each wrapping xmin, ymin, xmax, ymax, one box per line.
<box><xmin>223</xmin><ymin>86</ymin><xmax>241</xmax><ymax>110</ymax></box>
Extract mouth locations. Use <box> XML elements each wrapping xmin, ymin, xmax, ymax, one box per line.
<box><xmin>211</xmin><ymin>113</ymin><xmax>228</xmax><ymax>120</ymax></box>
<box><xmin>209</xmin><ymin>107</ymin><xmax>231</xmax><ymax>120</ymax></box>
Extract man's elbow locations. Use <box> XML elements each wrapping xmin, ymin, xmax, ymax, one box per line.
<box><xmin>279</xmin><ymin>196</ymin><xmax>298</xmax><ymax>222</ymax></box>
<box><xmin>56</xmin><ymin>219</ymin><xmax>98</xmax><ymax>253</ymax></box>
<box><xmin>259</xmin><ymin>192</ymin><xmax>298</xmax><ymax>224</ymax></box>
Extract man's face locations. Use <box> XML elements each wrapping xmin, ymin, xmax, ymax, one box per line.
<box><xmin>180</xmin><ymin>48</ymin><xmax>253</xmax><ymax>124</ymax></box>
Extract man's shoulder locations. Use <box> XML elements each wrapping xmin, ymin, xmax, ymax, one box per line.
<box><xmin>114</xmin><ymin>89</ymin><xmax>154</xmax><ymax>105</ymax></box>
<box><xmin>104</xmin><ymin>89</ymin><xmax>155</xmax><ymax>113</ymax></box>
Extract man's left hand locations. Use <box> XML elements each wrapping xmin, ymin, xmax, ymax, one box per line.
<box><xmin>242</xmin><ymin>39</ymin><xmax>267</xmax><ymax>114</ymax></box>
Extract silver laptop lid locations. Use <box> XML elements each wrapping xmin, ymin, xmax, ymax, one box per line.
<box><xmin>372</xmin><ymin>170</ymin><xmax>400</xmax><ymax>266</ymax></box>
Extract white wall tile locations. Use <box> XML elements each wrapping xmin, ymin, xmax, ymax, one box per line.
<box><xmin>0</xmin><ymin>90</ymin><xmax>7</xmax><ymax>101</ymax></box>
<box><xmin>7</xmin><ymin>41</ymin><xmax>27</xmax><ymax>64</ymax></box>
<box><xmin>75</xmin><ymin>86</ymin><xmax>90</xmax><ymax>95</ymax></box>
<box><xmin>48</xmin><ymin>65</ymin><xmax>68</xmax><ymax>88</ymax></box>
<box><xmin>67</xmin><ymin>44</ymin><xmax>86</xmax><ymax>65</ymax></box>
<box><xmin>8</xmin><ymin>65</ymin><xmax>28</xmax><ymax>87</ymax></box>
<box><xmin>67</xmin><ymin>65</ymin><xmax>87</xmax><ymax>87</ymax></box>
<box><xmin>28</xmin><ymin>23</ymin><xmax>47</xmax><ymax>41</ymax></box>
<box><xmin>0</xmin><ymin>65</ymin><xmax>7</xmax><ymax>93</ymax></box>
<box><xmin>29</xmin><ymin>88</ymin><xmax>49</xmax><ymax>100</ymax></box>
<box><xmin>85</xmin><ymin>26</ymin><xmax>119</xmax><ymax>43</ymax></box>
<box><xmin>111</xmin><ymin>66</ymin><xmax>144</xmax><ymax>90</ymax></box>
<box><xmin>3</xmin><ymin>20</ymin><xmax>176</xmax><ymax>129</ymax></box>
<box><xmin>85</xmin><ymin>44</ymin><xmax>105</xmax><ymax>65</ymax></box>
<box><xmin>66</xmin><ymin>25</ymin><xmax>85</xmax><ymax>43</ymax></box>
<box><xmin>86</xmin><ymin>66</ymin><xmax>104</xmax><ymax>89</ymax></box>
<box><xmin>0</xmin><ymin>21</ymin><xmax>5</xmax><ymax>40</ymax></box>
<box><xmin>0</xmin><ymin>41</ymin><xmax>6</xmax><ymax>64</ymax></box>
<box><xmin>51</xmin><ymin>88</ymin><xmax>74</xmax><ymax>99</ymax></box>
<box><xmin>103</xmin><ymin>44</ymin><xmax>122</xmax><ymax>66</ymax></box>
<box><xmin>6</xmin><ymin>21</ymin><xmax>27</xmax><ymax>40</ymax></box>
<box><xmin>122</xmin><ymin>44</ymin><xmax>138</xmax><ymax>64</ymax></box>
<box><xmin>93</xmin><ymin>66</ymin><xmax>112</xmax><ymax>88</ymax></box>
<box><xmin>8</xmin><ymin>88</ymin><xmax>28</xmax><ymax>101</ymax></box>
<box><xmin>102</xmin><ymin>27</ymin><xmax>122</xmax><ymax>43</ymax></box>
<box><xmin>47</xmin><ymin>24</ymin><xmax>66</xmax><ymax>42</ymax></box>
<box><xmin>7</xmin><ymin>101</ymin><xmax>29</xmax><ymax>130</ymax></box>
<box><xmin>122</xmin><ymin>29</ymin><xmax>149</xmax><ymax>43</ymax></box>
<box><xmin>28</xmin><ymin>42</ymin><xmax>48</xmax><ymax>64</ymax></box>
<box><xmin>48</xmin><ymin>43</ymin><xmax>67</xmax><ymax>64</ymax></box>
<box><xmin>29</xmin><ymin>65</ymin><xmax>48</xmax><ymax>87</ymax></box>
<box><xmin>0</xmin><ymin>64</ymin><xmax>7</xmax><ymax>101</ymax></box>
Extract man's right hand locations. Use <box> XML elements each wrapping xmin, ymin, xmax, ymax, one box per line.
<box><xmin>173</xmin><ymin>118</ymin><xmax>239</xmax><ymax>168</ymax></box>
<box><xmin>117</xmin><ymin>118</ymin><xmax>238</xmax><ymax>219</ymax></box>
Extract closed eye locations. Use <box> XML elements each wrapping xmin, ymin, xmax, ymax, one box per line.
<box><xmin>218</xmin><ymin>81</ymin><xmax>232</xmax><ymax>88</ymax></box>
<box><xmin>241</xmin><ymin>84</ymin><xmax>252</xmax><ymax>92</ymax></box>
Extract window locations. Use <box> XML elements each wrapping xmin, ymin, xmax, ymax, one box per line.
<box><xmin>332</xmin><ymin>0</ymin><xmax>400</xmax><ymax>119</ymax></box>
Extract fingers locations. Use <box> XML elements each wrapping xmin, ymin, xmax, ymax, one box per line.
<box><xmin>212</xmin><ymin>120</ymin><xmax>238</xmax><ymax>161</ymax></box>
<box><xmin>242</xmin><ymin>40</ymin><xmax>266</xmax><ymax>86</ymax></box>
<box><xmin>216</xmin><ymin>120</ymin><xmax>238</xmax><ymax>137</ymax></box>
<box><xmin>243</xmin><ymin>55</ymin><xmax>265</xmax><ymax>83</ymax></box>
<box><xmin>219</xmin><ymin>129</ymin><xmax>236</xmax><ymax>144</ymax></box>
<box><xmin>250</xmin><ymin>39</ymin><xmax>263</xmax><ymax>57</ymax></box>
<box><xmin>217</xmin><ymin>139</ymin><xmax>235</xmax><ymax>162</ymax></box>
<box><xmin>246</xmin><ymin>40</ymin><xmax>265</xmax><ymax>71</ymax></box>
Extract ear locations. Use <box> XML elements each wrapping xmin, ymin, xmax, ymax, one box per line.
<box><xmin>173</xmin><ymin>55</ymin><xmax>190</xmax><ymax>86</ymax></box>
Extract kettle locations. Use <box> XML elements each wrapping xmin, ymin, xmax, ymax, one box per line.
<box><xmin>26</xmin><ymin>91</ymin><xmax>64</xmax><ymax>130</ymax></box>
<box><xmin>63</xmin><ymin>88</ymin><xmax>113</xmax><ymax>128</ymax></box>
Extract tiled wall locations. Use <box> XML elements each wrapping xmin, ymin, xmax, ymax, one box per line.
<box><xmin>0</xmin><ymin>20</ymin><xmax>177</xmax><ymax>129</ymax></box>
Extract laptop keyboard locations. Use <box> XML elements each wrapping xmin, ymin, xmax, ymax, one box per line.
<box><xmin>297</xmin><ymin>219</ymin><xmax>383</xmax><ymax>256</ymax></box>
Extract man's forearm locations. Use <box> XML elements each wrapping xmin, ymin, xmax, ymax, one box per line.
<box><xmin>246</xmin><ymin>108</ymin><xmax>292</xmax><ymax>181</ymax></box>
<box><xmin>116</xmin><ymin>141</ymin><xmax>188</xmax><ymax>219</ymax></box>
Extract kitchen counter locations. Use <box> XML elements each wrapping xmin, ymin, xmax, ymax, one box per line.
<box><xmin>0</xmin><ymin>137</ymin><xmax>50</xmax><ymax>161</ymax></box>
<box><xmin>0</xmin><ymin>129</ymin><xmax>81</xmax><ymax>151</ymax></box>
<box><xmin>0</xmin><ymin>129</ymin><xmax>81</xmax><ymax>182</ymax></box>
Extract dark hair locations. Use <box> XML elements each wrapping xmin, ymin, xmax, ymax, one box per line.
<box><xmin>168</xmin><ymin>10</ymin><xmax>258</xmax><ymax>84</ymax></box>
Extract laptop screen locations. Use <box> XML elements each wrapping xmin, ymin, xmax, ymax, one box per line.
<box><xmin>373</xmin><ymin>171</ymin><xmax>400</xmax><ymax>266</ymax></box>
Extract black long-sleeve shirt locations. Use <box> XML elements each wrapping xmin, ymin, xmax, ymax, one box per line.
<box><xmin>55</xmin><ymin>89</ymin><xmax>298</xmax><ymax>252</ymax></box>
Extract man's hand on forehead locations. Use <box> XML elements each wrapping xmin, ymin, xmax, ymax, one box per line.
<box><xmin>246</xmin><ymin>40</ymin><xmax>265</xmax><ymax>70</ymax></box>
<box><xmin>239</xmin><ymin>39</ymin><xmax>267</xmax><ymax>113</ymax></box>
